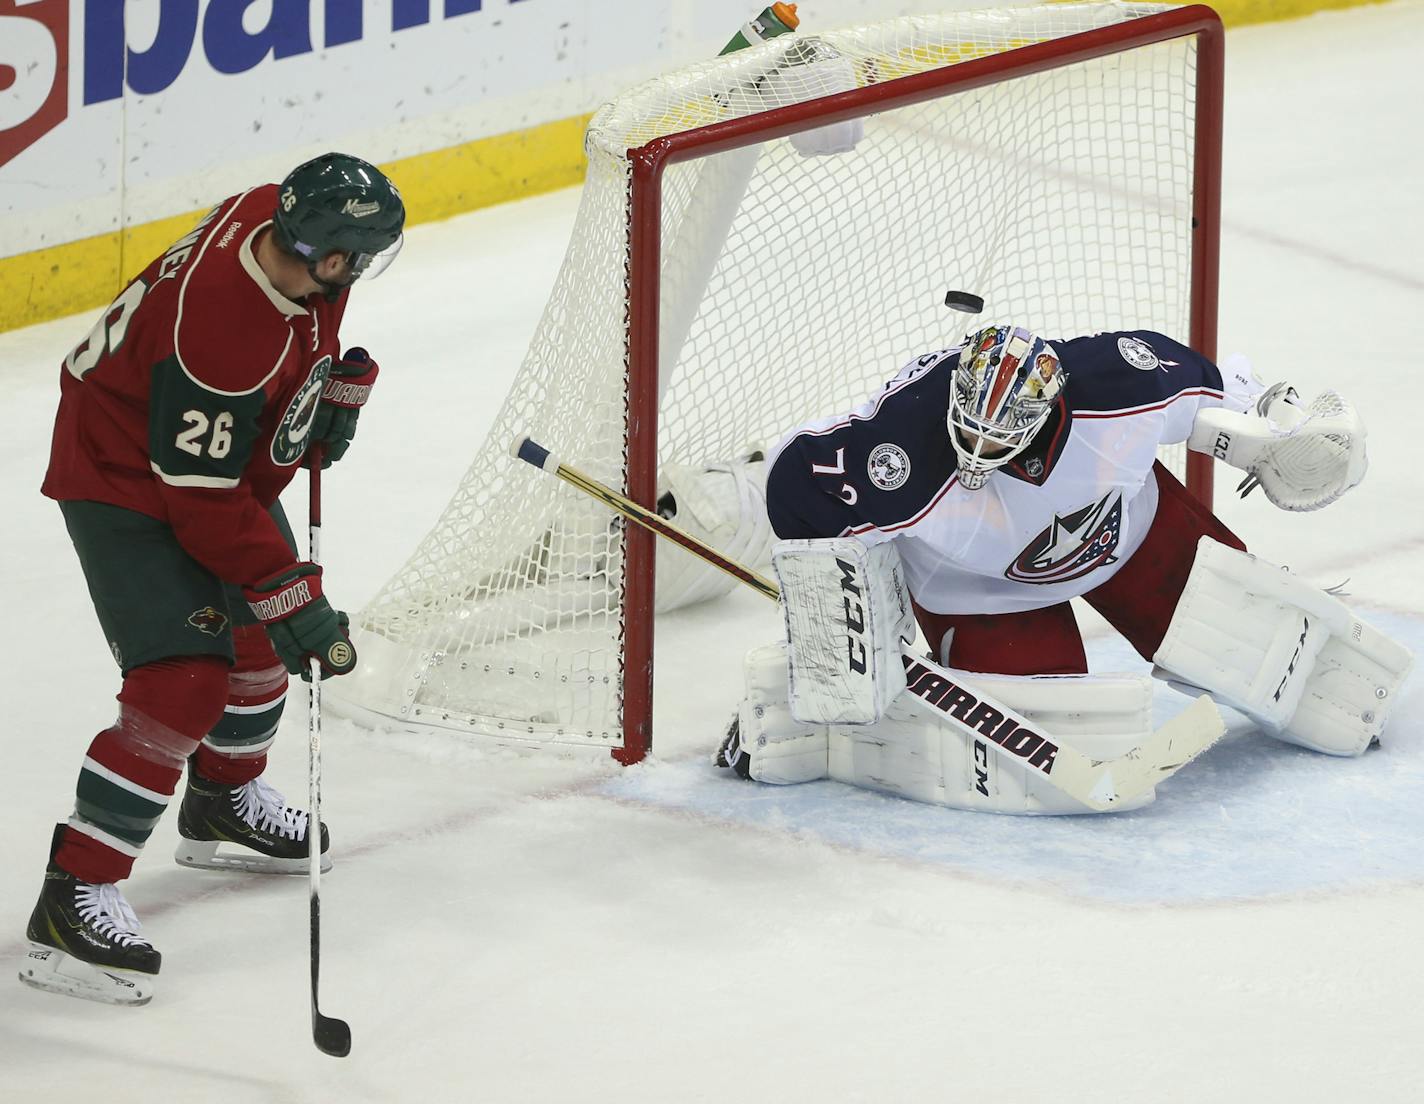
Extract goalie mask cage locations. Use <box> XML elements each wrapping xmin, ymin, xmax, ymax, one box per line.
<box><xmin>335</xmin><ymin>2</ymin><xmax>1224</xmax><ymax>764</ymax></box>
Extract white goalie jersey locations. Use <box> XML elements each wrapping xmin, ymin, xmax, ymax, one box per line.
<box><xmin>764</xmin><ymin>331</ymin><xmax>1257</xmax><ymax>615</ymax></box>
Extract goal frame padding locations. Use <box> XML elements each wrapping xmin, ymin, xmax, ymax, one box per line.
<box><xmin>617</xmin><ymin>4</ymin><xmax>1225</xmax><ymax>763</ymax></box>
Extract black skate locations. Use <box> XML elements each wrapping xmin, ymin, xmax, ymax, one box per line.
<box><xmin>714</xmin><ymin>715</ymin><xmax>753</xmax><ymax>779</ymax></box>
<box><xmin>19</xmin><ymin>824</ymin><xmax>160</xmax><ymax>1006</ymax></box>
<box><xmin>175</xmin><ymin>772</ymin><xmax>331</xmax><ymax>874</ymax></box>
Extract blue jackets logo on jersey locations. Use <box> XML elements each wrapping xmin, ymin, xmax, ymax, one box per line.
<box><xmin>1005</xmin><ymin>491</ymin><xmax>1124</xmax><ymax>584</ymax></box>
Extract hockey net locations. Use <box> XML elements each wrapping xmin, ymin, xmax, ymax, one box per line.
<box><xmin>334</xmin><ymin>2</ymin><xmax>1223</xmax><ymax>761</ymax></box>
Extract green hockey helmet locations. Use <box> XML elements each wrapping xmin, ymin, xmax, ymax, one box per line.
<box><xmin>273</xmin><ymin>152</ymin><xmax>405</xmax><ymax>294</ymax></box>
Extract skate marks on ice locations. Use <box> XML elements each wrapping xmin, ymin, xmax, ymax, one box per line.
<box><xmin>608</xmin><ymin>609</ymin><xmax>1424</xmax><ymax>906</ymax></box>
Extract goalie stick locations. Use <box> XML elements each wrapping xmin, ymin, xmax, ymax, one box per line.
<box><xmin>511</xmin><ymin>435</ymin><xmax>1224</xmax><ymax>810</ymax></box>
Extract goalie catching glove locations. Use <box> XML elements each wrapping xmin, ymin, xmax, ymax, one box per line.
<box><xmin>244</xmin><ymin>563</ymin><xmax>357</xmax><ymax>679</ymax></box>
<box><xmin>1189</xmin><ymin>379</ymin><xmax>1366</xmax><ymax>511</ymax></box>
<box><xmin>307</xmin><ymin>347</ymin><xmax>379</xmax><ymax>467</ymax></box>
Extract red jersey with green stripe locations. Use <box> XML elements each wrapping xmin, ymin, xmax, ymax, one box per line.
<box><xmin>42</xmin><ymin>185</ymin><xmax>347</xmax><ymax>586</ymax></box>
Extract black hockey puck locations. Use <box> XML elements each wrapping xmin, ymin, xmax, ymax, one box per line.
<box><xmin>944</xmin><ymin>290</ymin><xmax>985</xmax><ymax>314</ymax></box>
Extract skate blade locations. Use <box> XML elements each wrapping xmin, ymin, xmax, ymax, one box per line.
<box><xmin>18</xmin><ymin>943</ymin><xmax>155</xmax><ymax>1006</ymax></box>
<box><xmin>174</xmin><ymin>838</ymin><xmax>332</xmax><ymax>875</ymax></box>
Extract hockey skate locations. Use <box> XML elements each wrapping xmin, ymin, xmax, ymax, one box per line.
<box><xmin>713</xmin><ymin>716</ymin><xmax>752</xmax><ymax>778</ymax></box>
<box><xmin>20</xmin><ymin>825</ymin><xmax>160</xmax><ymax>1006</ymax></box>
<box><xmin>175</xmin><ymin>771</ymin><xmax>331</xmax><ymax>874</ymax></box>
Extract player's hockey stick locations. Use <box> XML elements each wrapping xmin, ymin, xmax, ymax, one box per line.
<box><xmin>511</xmin><ymin>435</ymin><xmax>1224</xmax><ymax>810</ymax></box>
<box><xmin>307</xmin><ymin>447</ymin><xmax>352</xmax><ymax>1058</ymax></box>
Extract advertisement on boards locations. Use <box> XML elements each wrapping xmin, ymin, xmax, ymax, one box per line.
<box><xmin>1</xmin><ymin>0</ymin><xmax>670</xmax><ymax>258</ymax></box>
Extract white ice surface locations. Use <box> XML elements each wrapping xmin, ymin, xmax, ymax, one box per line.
<box><xmin>3</xmin><ymin>5</ymin><xmax>1424</xmax><ymax>1101</ymax></box>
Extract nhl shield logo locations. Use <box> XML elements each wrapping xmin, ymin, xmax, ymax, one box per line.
<box><xmin>867</xmin><ymin>443</ymin><xmax>911</xmax><ymax>490</ymax></box>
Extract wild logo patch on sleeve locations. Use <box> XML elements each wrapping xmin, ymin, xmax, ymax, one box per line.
<box><xmin>187</xmin><ymin>606</ymin><xmax>230</xmax><ymax>636</ymax></box>
<box><xmin>270</xmin><ymin>355</ymin><xmax>331</xmax><ymax>466</ymax></box>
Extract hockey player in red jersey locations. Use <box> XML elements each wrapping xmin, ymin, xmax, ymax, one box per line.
<box><xmin>19</xmin><ymin>153</ymin><xmax>404</xmax><ymax>1006</ymax></box>
<box><xmin>717</xmin><ymin>323</ymin><xmax>1412</xmax><ymax>813</ymax></box>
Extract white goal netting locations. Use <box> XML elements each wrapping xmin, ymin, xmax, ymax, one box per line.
<box><xmin>334</xmin><ymin>2</ymin><xmax>1218</xmax><ymax>756</ymax></box>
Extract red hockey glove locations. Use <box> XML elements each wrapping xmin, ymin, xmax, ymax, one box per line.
<box><xmin>243</xmin><ymin>563</ymin><xmax>357</xmax><ymax>679</ymax></box>
<box><xmin>308</xmin><ymin>347</ymin><xmax>379</xmax><ymax>467</ymax></box>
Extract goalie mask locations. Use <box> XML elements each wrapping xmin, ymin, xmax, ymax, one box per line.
<box><xmin>949</xmin><ymin>325</ymin><xmax>1065</xmax><ymax>490</ymax></box>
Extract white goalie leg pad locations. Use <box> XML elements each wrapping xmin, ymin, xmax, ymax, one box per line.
<box><xmin>772</xmin><ymin>537</ymin><xmax>915</xmax><ymax>725</ymax></box>
<box><xmin>828</xmin><ymin>670</ymin><xmax>1159</xmax><ymax>814</ymax></box>
<box><xmin>1154</xmin><ymin>538</ymin><xmax>1413</xmax><ymax>755</ymax></box>
<box><xmin>735</xmin><ymin>642</ymin><xmax>830</xmax><ymax>784</ymax></box>
<box><xmin>654</xmin><ymin>455</ymin><xmax>774</xmax><ymax>612</ymax></box>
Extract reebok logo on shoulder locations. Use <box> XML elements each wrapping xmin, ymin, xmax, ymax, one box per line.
<box><xmin>342</xmin><ymin>199</ymin><xmax>380</xmax><ymax>218</ymax></box>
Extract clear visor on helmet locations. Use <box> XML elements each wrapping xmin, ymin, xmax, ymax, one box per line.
<box><xmin>293</xmin><ymin>234</ymin><xmax>403</xmax><ymax>282</ymax></box>
<box><xmin>346</xmin><ymin>233</ymin><xmax>403</xmax><ymax>280</ymax></box>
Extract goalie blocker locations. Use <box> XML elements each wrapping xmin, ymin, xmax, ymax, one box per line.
<box><xmin>772</xmin><ymin>537</ymin><xmax>915</xmax><ymax>725</ymax></box>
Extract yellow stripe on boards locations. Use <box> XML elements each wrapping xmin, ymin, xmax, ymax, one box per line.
<box><xmin>1208</xmin><ymin>0</ymin><xmax>1389</xmax><ymax>29</ymax></box>
<box><xmin>390</xmin><ymin>113</ymin><xmax>593</xmax><ymax>228</ymax></box>
<box><xmin>0</xmin><ymin>113</ymin><xmax>593</xmax><ymax>334</ymax></box>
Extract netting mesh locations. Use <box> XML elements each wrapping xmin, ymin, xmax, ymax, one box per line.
<box><xmin>336</xmin><ymin>2</ymin><xmax>1210</xmax><ymax>750</ymax></box>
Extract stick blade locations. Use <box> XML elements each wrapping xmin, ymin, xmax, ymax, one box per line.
<box><xmin>1103</xmin><ymin>694</ymin><xmax>1226</xmax><ymax>806</ymax></box>
<box><xmin>314</xmin><ymin>1011</ymin><xmax>352</xmax><ymax>1057</ymax></box>
<box><xmin>1043</xmin><ymin>694</ymin><xmax>1226</xmax><ymax>812</ymax></box>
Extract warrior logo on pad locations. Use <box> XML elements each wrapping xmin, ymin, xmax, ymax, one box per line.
<box><xmin>1005</xmin><ymin>491</ymin><xmax>1123</xmax><ymax>584</ymax></box>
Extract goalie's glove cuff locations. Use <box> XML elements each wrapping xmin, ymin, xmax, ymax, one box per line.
<box><xmin>1255</xmin><ymin>381</ymin><xmax>1308</xmax><ymax>433</ymax></box>
<box><xmin>308</xmin><ymin>347</ymin><xmax>379</xmax><ymax>467</ymax></box>
<box><xmin>244</xmin><ymin>563</ymin><xmax>357</xmax><ymax>679</ymax></box>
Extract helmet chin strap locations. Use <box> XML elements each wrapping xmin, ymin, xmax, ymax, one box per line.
<box><xmin>307</xmin><ymin>253</ymin><xmax>359</xmax><ymax>302</ymax></box>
